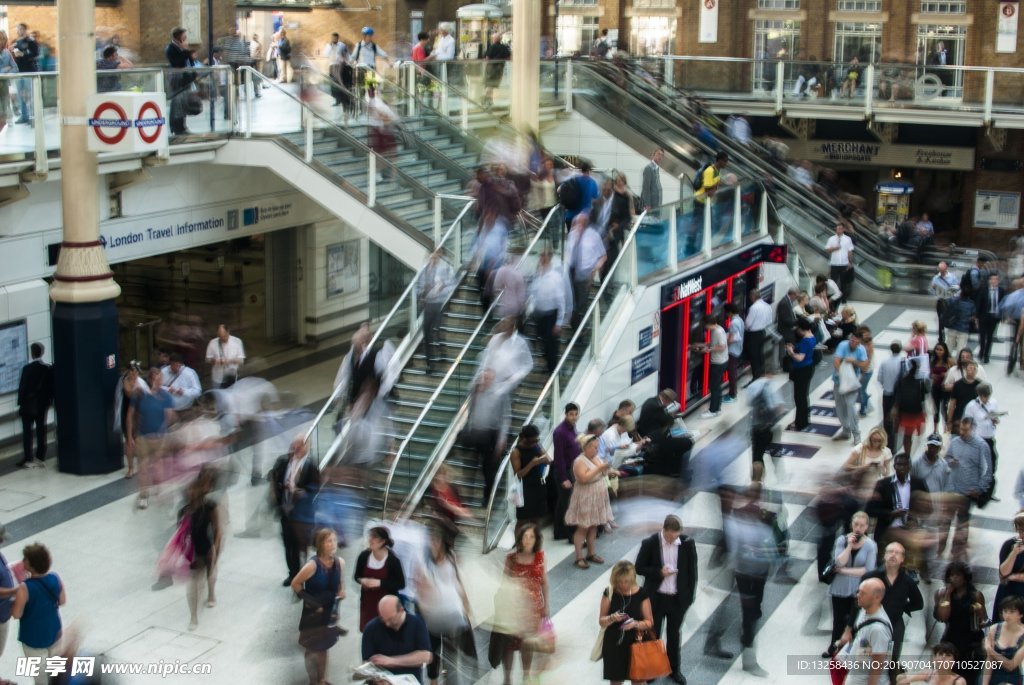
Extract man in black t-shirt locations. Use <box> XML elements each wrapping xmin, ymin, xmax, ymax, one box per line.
<box><xmin>361</xmin><ymin>595</ymin><xmax>432</xmax><ymax>683</ymax></box>
<box><xmin>946</xmin><ymin>361</ymin><xmax>980</xmax><ymax>429</ymax></box>
<box><xmin>12</xmin><ymin>23</ymin><xmax>38</xmax><ymax>124</ymax></box>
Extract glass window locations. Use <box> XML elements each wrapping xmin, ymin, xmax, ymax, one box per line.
<box><xmin>838</xmin><ymin>0</ymin><xmax>882</xmax><ymax>10</ymax></box>
<box><xmin>556</xmin><ymin>15</ymin><xmax>600</xmax><ymax>57</ymax></box>
<box><xmin>919</xmin><ymin>1</ymin><xmax>966</xmax><ymax>13</ymax></box>
<box><xmin>558</xmin><ymin>0</ymin><xmax>598</xmax><ymax>5</ymax></box>
<box><xmin>753</xmin><ymin>20</ymin><xmax>800</xmax><ymax>91</ymax></box>
<box><xmin>834</xmin><ymin>22</ymin><xmax>882</xmax><ymax>65</ymax></box>
<box><xmin>917</xmin><ymin>23</ymin><xmax>966</xmax><ymax>97</ymax></box>
<box><xmin>633</xmin><ymin>0</ymin><xmax>675</xmax><ymax>8</ymax></box>
<box><xmin>757</xmin><ymin>0</ymin><xmax>800</xmax><ymax>8</ymax></box>
<box><xmin>630</xmin><ymin>15</ymin><xmax>676</xmax><ymax>56</ymax></box>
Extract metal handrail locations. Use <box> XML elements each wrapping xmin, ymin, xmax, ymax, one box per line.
<box><xmin>480</xmin><ymin>208</ymin><xmax>649</xmax><ymax>553</ymax></box>
<box><xmin>304</xmin><ymin>196</ymin><xmax>476</xmax><ymax>467</ymax></box>
<box><xmin>659</xmin><ymin>54</ymin><xmax>1024</xmax><ymax>75</ymax></box>
<box><xmin>380</xmin><ymin>204</ymin><xmax>562</xmax><ymax>517</ymax></box>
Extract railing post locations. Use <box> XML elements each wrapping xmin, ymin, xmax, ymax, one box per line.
<box><xmin>551</xmin><ymin>377</ymin><xmax>560</xmax><ymax>434</ymax></box>
<box><xmin>791</xmin><ymin>250</ymin><xmax>800</xmax><ymax>284</ymax></box>
<box><xmin>984</xmin><ymin>69</ymin><xmax>994</xmax><ymax>125</ymax></box>
<box><xmin>628</xmin><ymin>236</ymin><xmax>638</xmax><ymax>289</ymax></box>
<box><xmin>776</xmin><ymin>222</ymin><xmax>785</xmax><ymax>246</ymax></box>
<box><xmin>409</xmin><ymin>288</ymin><xmax>419</xmax><ymax>335</ymax></box>
<box><xmin>864</xmin><ymin>64</ymin><xmax>874</xmax><ymax>118</ymax></box>
<box><xmin>775</xmin><ymin>61</ymin><xmax>784</xmax><ymax>114</ymax></box>
<box><xmin>227</xmin><ymin>67</ymin><xmax>237</xmax><ymax>128</ymax></box>
<box><xmin>460</xmin><ymin>98</ymin><xmax>469</xmax><ymax>133</ymax></box>
<box><xmin>732</xmin><ymin>185</ymin><xmax>742</xmax><ymax>245</ymax></box>
<box><xmin>455</xmin><ymin>216</ymin><xmax>464</xmax><ymax>264</ymax></box>
<box><xmin>668</xmin><ymin>205</ymin><xmax>679</xmax><ymax>273</ymax></box>
<box><xmin>406</xmin><ymin>62</ymin><xmax>416</xmax><ymax>118</ymax></box>
<box><xmin>433</xmin><ymin>196</ymin><xmax>443</xmax><ymax>246</ymax></box>
<box><xmin>32</xmin><ymin>76</ymin><xmax>46</xmax><ymax>175</ymax></box>
<box><xmin>564</xmin><ymin>59</ymin><xmax>573</xmax><ymax>113</ymax></box>
<box><xmin>664</xmin><ymin>57</ymin><xmax>674</xmax><ymax>89</ymax></box>
<box><xmin>368</xmin><ymin>152</ymin><xmax>377</xmax><ymax>207</ymax></box>
<box><xmin>759</xmin><ymin>190</ymin><xmax>769</xmax><ymax>236</ymax></box>
<box><xmin>303</xmin><ymin>107</ymin><xmax>314</xmax><ymax>163</ymax></box>
<box><xmin>244</xmin><ymin>69</ymin><xmax>253</xmax><ymax>139</ymax></box>
<box><xmin>155</xmin><ymin>70</ymin><xmax>170</xmax><ymax>161</ymax></box>
<box><xmin>591</xmin><ymin>298</ymin><xmax>601</xmax><ymax>357</ymax></box>
<box><xmin>702</xmin><ymin>200</ymin><xmax>713</xmax><ymax>258</ymax></box>
<box><xmin>440</xmin><ymin>62</ymin><xmax>449</xmax><ymax>115</ymax></box>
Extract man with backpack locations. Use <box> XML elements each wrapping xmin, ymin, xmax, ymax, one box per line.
<box><xmin>590</xmin><ymin>29</ymin><xmax>611</xmax><ymax>59</ymax></box>
<box><xmin>834</xmin><ymin>577</ymin><xmax>892</xmax><ymax>685</ymax></box>
<box><xmin>559</xmin><ymin>161</ymin><xmax>600</xmax><ymax>231</ymax></box>
<box><xmin>353</xmin><ymin>26</ymin><xmax>390</xmax><ymax>92</ymax></box>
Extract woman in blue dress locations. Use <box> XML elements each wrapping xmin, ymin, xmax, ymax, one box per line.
<box><xmin>291</xmin><ymin>528</ymin><xmax>346</xmax><ymax>685</ymax></box>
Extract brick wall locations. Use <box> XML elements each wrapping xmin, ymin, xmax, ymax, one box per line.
<box><xmin>960</xmin><ymin>129</ymin><xmax>1024</xmax><ymax>251</ymax></box>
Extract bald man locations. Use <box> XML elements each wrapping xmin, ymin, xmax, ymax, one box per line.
<box><xmin>361</xmin><ymin>595</ymin><xmax>432</xmax><ymax>683</ymax></box>
<box><xmin>270</xmin><ymin>437</ymin><xmax>320</xmax><ymax>586</ymax></box>
<box><xmin>837</xmin><ymin>577</ymin><xmax>892</xmax><ymax>685</ymax></box>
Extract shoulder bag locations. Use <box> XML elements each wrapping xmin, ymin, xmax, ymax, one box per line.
<box><xmin>628</xmin><ymin>629</ymin><xmax>672</xmax><ymax>681</ymax></box>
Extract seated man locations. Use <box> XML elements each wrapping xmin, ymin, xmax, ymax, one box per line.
<box><xmin>361</xmin><ymin>595</ymin><xmax>432</xmax><ymax>684</ymax></box>
<box><xmin>637</xmin><ymin>389</ymin><xmax>695</xmax><ymax>478</ymax></box>
<box><xmin>160</xmin><ymin>352</ymin><xmax>202</xmax><ymax>411</ymax></box>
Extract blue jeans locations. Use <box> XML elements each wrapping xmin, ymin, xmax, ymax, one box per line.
<box><xmin>858</xmin><ymin>370</ymin><xmax>873</xmax><ymax>415</ymax></box>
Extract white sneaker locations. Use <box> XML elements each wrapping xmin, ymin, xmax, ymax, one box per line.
<box><xmin>700</xmin><ymin>411</ymin><xmax>720</xmax><ymax>419</ymax></box>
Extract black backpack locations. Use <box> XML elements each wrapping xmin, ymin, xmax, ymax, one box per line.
<box><xmin>558</xmin><ymin>176</ymin><xmax>583</xmax><ymax>212</ymax></box>
<box><xmin>691</xmin><ymin>163</ymin><xmax>712</xmax><ymax>190</ymax></box>
<box><xmin>939</xmin><ymin>297</ymin><xmax>960</xmax><ymax>330</ymax></box>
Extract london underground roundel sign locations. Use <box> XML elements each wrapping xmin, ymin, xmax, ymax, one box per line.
<box><xmin>135</xmin><ymin>101</ymin><xmax>165</xmax><ymax>144</ymax></box>
<box><xmin>88</xmin><ymin>101</ymin><xmax>131</xmax><ymax>145</ymax></box>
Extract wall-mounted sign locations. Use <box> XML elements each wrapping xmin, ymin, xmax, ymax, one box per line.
<box><xmin>0</xmin><ymin>319</ymin><xmax>28</xmax><ymax>395</ymax></box>
<box><xmin>998</xmin><ymin>1</ymin><xmax>1020</xmax><ymax>53</ymax></box>
<box><xmin>699</xmin><ymin>0</ymin><xmax>718</xmax><ymax>43</ymax></box>
<box><xmin>974</xmin><ymin>190</ymin><xmax>1021</xmax><ymax>230</ymax></box>
<box><xmin>638</xmin><ymin>325</ymin><xmax>653</xmax><ymax>350</ymax></box>
<box><xmin>87</xmin><ymin>93</ymin><xmax>167</xmax><ymax>154</ymax></box>
<box><xmin>786</xmin><ymin>140</ymin><xmax>975</xmax><ymax>170</ymax></box>
<box><xmin>661</xmin><ymin>242</ymin><xmax>778</xmax><ymax>307</ymax></box>
<box><xmin>327</xmin><ymin>240</ymin><xmax>361</xmax><ymax>298</ymax></box>
<box><xmin>630</xmin><ymin>349</ymin><xmax>657</xmax><ymax>385</ymax></box>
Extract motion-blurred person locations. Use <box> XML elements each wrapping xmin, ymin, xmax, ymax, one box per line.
<box><xmin>491</xmin><ymin>522</ymin><xmax>549</xmax><ymax>684</ymax></box>
<box><xmin>963</xmin><ymin>382</ymin><xmax>1000</xmax><ymax>490</ymax></box>
<box><xmin>417</xmin><ymin>523</ymin><xmax>474</xmax><ymax>685</ymax></box>
<box><xmin>930</xmin><ymin>262</ymin><xmax>960</xmax><ymax>343</ymax></box>
<box><xmin>785</xmin><ymin>319</ymin><xmax>818</xmax><ymax>430</ymax></box>
<box><xmin>857</xmin><ymin>326</ymin><xmax>876</xmax><ymax>417</ymax></box>
<box><xmin>292</xmin><ymin>528</ymin><xmax>346</xmax><ymax>685</ymax></box>
<box><xmin>488</xmin><ymin>250</ymin><xmax>527</xmax><ymax>324</ymax></box>
<box><xmin>473</xmin><ymin>209</ymin><xmax>509</xmax><ymax>308</ymax></box>
<box><xmin>463</xmin><ymin>368</ymin><xmax>511</xmax><ymax>507</ymax></box>
<box><xmin>946</xmin><ymin>360</ymin><xmax>981</xmax><ymax>430</ymax></box>
<box><xmin>16</xmin><ymin>342</ymin><xmax>53</xmax><ymax>469</ymax></box>
<box><xmin>596</xmin><ymin>560</ymin><xmax>654</xmax><ymax>685</ymax></box>
<box><xmin>981</xmin><ymin>596</ymin><xmax>1024</xmax><ymax>685</ymax></box>
<box><xmin>367</xmin><ymin>85</ymin><xmax>399</xmax><ymax>177</ymax></box>
<box><xmin>11</xmin><ymin>543</ymin><xmax>65</xmax><ymax>685</ymax></box>
<box><xmin>272</xmin><ymin>437</ymin><xmax>320</xmax><ymax>586</ymax></box>
<box><xmin>205</xmin><ymin>324</ymin><xmax>245</xmax><ymax>389</ymax></box>
<box><xmin>529</xmin><ymin>248</ymin><xmax>571</xmax><ymax>374</ymax></box>
<box><xmin>478</xmin><ymin>316</ymin><xmax>532</xmax><ymax>393</ymax></box>
<box><xmin>877</xmin><ymin>341</ymin><xmax>907</xmax><ymax>451</ymax></box>
<box><xmin>835</xmin><ymin>578</ymin><xmax>892</xmax><ymax>685</ymax></box>
<box><xmin>603</xmin><ymin>172</ymin><xmax>635</xmax><ymax>280</ymax></box>
<box><xmin>992</xmin><ymin>514</ymin><xmax>1024</xmax><ymax>620</ymax></box>
<box><xmin>552</xmin><ymin>403</ymin><xmax>581</xmax><ymax>541</ymax></box>
<box><xmin>338</xmin><ymin>372</ymin><xmax>393</xmax><ymax>476</ymax></box>
<box><xmin>128</xmin><ymin>367</ymin><xmax>176</xmax><ymax>509</ymax></box>
<box><xmin>183</xmin><ymin>465</ymin><xmax>222</xmax><ymax>630</ymax></box>
<box><xmin>511</xmin><ymin>424</ymin><xmax>552</xmax><ymax>525</ymax></box>
<box><xmin>943</xmin><ymin>289</ymin><xmax>976</xmax><ymax>356</ymax></box>
<box><xmin>944</xmin><ymin>417</ymin><xmax>992</xmax><ymax>560</ymax></box>
<box><xmin>635</xmin><ymin>515</ymin><xmax>697</xmax><ymax>684</ymax></box>
<box><xmin>866</xmin><ymin>453</ymin><xmax>931</xmax><ymax>574</ymax></box>
<box><xmin>161</xmin><ymin>352</ymin><xmax>202</xmax><ymax>411</ymax></box>
<box><xmin>636</xmin><ymin>389</ymin><xmax>694</xmax><ymax>478</ymax></box>
<box><xmin>0</xmin><ymin>525</ymin><xmax>15</xmax><ymax>660</ymax></box>
<box><xmin>565</xmin><ymin>213</ymin><xmax>607</xmax><ymax>327</ymax></box>
<box><xmin>842</xmin><ymin>427</ymin><xmax>894</xmax><ymax>501</ymax></box>
<box><xmin>362</xmin><ymin>595</ymin><xmax>432</xmax><ymax>683</ymax></box>
<box><xmin>812</xmin><ymin>475</ymin><xmax>861</xmax><ymax>585</ymax></box>
<box><xmin>482</xmin><ymin>32</ymin><xmax>509</xmax><ymax>107</ymax></box>
<box><xmin>428</xmin><ymin>464</ymin><xmax>473</xmax><ymax>528</ymax></box>
<box><xmin>355</xmin><ymin>527</ymin><xmax>406</xmax><ymax>633</ymax></box>
<box><xmin>747</xmin><ymin>371</ymin><xmax>784</xmax><ymax>482</ymax></box>
<box><xmin>114</xmin><ymin>361</ymin><xmax>146</xmax><ymax>478</ymax></box>
<box><xmin>833</xmin><ymin>330</ymin><xmax>870</xmax><ymax>443</ymax></box>
<box><xmin>943</xmin><ymin>349</ymin><xmax>988</xmax><ymax>392</ymax></box>
<box><xmin>560</xmin><ymin>161</ymin><xmax>600</xmax><ymax>231</ymax></box>
<box><xmin>824</xmin><ymin>512</ymin><xmax>877</xmax><ymax>658</ymax></box>
<box><xmin>935</xmin><ymin>561</ymin><xmax>988</xmax><ymax>683</ymax></box>
<box><xmin>724</xmin><ymin>303</ymin><xmax>745</xmax><ymax>403</ymax></box>
<box><xmin>930</xmin><ymin>343</ymin><xmax>954</xmax><ymax>433</ymax></box>
<box><xmin>843</xmin><ymin>542</ymin><xmax>923</xmax><ymax>669</ymax></box>
<box><xmin>333</xmin><ymin>322</ymin><xmax>396</xmax><ymax>416</ymax></box>
<box><xmin>567</xmin><ymin>435</ymin><xmax>613</xmax><ymax>569</ymax></box>
<box><xmin>418</xmin><ymin>248</ymin><xmax>455</xmax><ymax>373</ymax></box>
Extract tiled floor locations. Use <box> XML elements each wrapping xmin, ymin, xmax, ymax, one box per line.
<box><xmin>1</xmin><ymin>300</ymin><xmax>1022</xmax><ymax>684</ymax></box>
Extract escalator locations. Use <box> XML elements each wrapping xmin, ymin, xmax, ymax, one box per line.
<box><xmin>570</xmin><ymin>60</ymin><xmax>995</xmax><ymax>295</ymax></box>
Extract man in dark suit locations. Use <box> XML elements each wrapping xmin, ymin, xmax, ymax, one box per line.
<box><xmin>776</xmin><ymin>288</ymin><xmax>799</xmax><ymax>343</ymax></box>
<box><xmin>975</xmin><ymin>272</ymin><xmax>1006</xmax><ymax>364</ymax></box>
<box><xmin>271</xmin><ymin>436</ymin><xmax>321</xmax><ymax>585</ymax></box>
<box><xmin>17</xmin><ymin>342</ymin><xmax>54</xmax><ymax>468</ymax></box>
<box><xmin>865</xmin><ymin>452</ymin><xmax>930</xmax><ymax>545</ymax></box>
<box><xmin>637</xmin><ymin>389</ymin><xmax>693</xmax><ymax>478</ymax></box>
<box><xmin>635</xmin><ymin>515</ymin><xmax>698</xmax><ymax>685</ymax></box>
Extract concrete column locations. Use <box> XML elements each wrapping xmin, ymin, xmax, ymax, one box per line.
<box><xmin>51</xmin><ymin>0</ymin><xmax>123</xmax><ymax>475</ymax></box>
<box><xmin>511</xmin><ymin>0</ymin><xmax>541</xmax><ymax>134</ymax></box>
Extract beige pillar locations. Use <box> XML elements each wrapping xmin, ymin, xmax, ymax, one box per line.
<box><xmin>50</xmin><ymin>0</ymin><xmax>120</xmax><ymax>304</ymax></box>
<box><xmin>510</xmin><ymin>0</ymin><xmax>541</xmax><ymax>134</ymax></box>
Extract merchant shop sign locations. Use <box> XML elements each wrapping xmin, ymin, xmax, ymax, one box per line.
<box><xmin>787</xmin><ymin>140</ymin><xmax>974</xmax><ymax>170</ymax></box>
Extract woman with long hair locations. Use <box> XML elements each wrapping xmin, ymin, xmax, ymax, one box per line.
<box><xmin>935</xmin><ymin>560</ymin><xmax>987</xmax><ymax>684</ymax></box>
<box><xmin>842</xmin><ymin>427</ymin><xmax>893</xmax><ymax>498</ymax></box>
<box><xmin>291</xmin><ymin>528</ymin><xmax>346</xmax><ymax>685</ymax></box>
<box><xmin>598</xmin><ymin>560</ymin><xmax>654</xmax><ymax>684</ymax></box>
<box><xmin>418</xmin><ymin>522</ymin><xmax>474</xmax><ymax>685</ymax></box>
<box><xmin>184</xmin><ymin>464</ymin><xmax>222</xmax><ymax>631</ymax></box>
<box><xmin>982</xmin><ymin>596</ymin><xmax>1024</xmax><ymax>685</ymax></box>
<box><xmin>930</xmin><ymin>341</ymin><xmax>954</xmax><ymax>432</ymax></box>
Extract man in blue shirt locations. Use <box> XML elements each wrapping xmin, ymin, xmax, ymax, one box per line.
<box><xmin>0</xmin><ymin>524</ymin><xmax>16</xmax><ymax>659</ymax></box>
<box><xmin>832</xmin><ymin>331</ymin><xmax>869</xmax><ymax>444</ymax></box>
<box><xmin>127</xmin><ymin>367</ymin><xmax>175</xmax><ymax>510</ymax></box>
<box><xmin>362</xmin><ymin>595</ymin><xmax>432</xmax><ymax>683</ymax></box>
<box><xmin>562</xmin><ymin>160</ymin><xmax>600</xmax><ymax>231</ymax></box>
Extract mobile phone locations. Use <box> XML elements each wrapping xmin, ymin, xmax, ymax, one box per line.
<box><xmin>853</xmin><ymin>533</ymin><xmax>863</xmax><ymax>542</ymax></box>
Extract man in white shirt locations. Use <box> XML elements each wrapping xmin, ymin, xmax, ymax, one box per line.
<box><xmin>353</xmin><ymin>26</ymin><xmax>389</xmax><ymax>73</ymax></box>
<box><xmin>963</xmin><ymin>382</ymin><xmax>1000</xmax><ymax>477</ymax></box>
<box><xmin>744</xmin><ymin>288</ymin><xmax>773</xmax><ymax>381</ymax></box>
<box><xmin>565</xmin><ymin>213</ymin><xmax>607</xmax><ymax>327</ymax></box>
<box><xmin>205</xmin><ymin>324</ymin><xmax>245</xmax><ymax>389</ymax></box>
<box><xmin>725</xmin><ymin>303</ymin><xmax>745</xmax><ymax>403</ymax></box>
<box><xmin>431</xmin><ymin>24</ymin><xmax>456</xmax><ymax>62</ymax></box>
<box><xmin>699</xmin><ymin>314</ymin><xmax>730</xmax><ymax>419</ymax></box>
<box><xmin>529</xmin><ymin>249</ymin><xmax>571</xmax><ymax>373</ymax></box>
<box><xmin>324</xmin><ymin>32</ymin><xmax>350</xmax><ymax>106</ymax></box>
<box><xmin>598</xmin><ymin>416</ymin><xmax>644</xmax><ymax>465</ymax></box>
<box><xmin>161</xmin><ymin>353</ymin><xmax>202</xmax><ymax>411</ymax></box>
<box><xmin>489</xmin><ymin>253</ymin><xmax>527</xmax><ymax>323</ymax></box>
<box><xmin>825</xmin><ymin>222</ymin><xmax>855</xmax><ymax>304</ymax></box>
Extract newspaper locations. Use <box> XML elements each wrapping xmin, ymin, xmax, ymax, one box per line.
<box><xmin>351</xmin><ymin>662</ymin><xmax>420</xmax><ymax>684</ymax></box>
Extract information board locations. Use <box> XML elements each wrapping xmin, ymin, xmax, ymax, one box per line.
<box><xmin>0</xmin><ymin>320</ymin><xmax>28</xmax><ymax>394</ymax></box>
<box><xmin>630</xmin><ymin>349</ymin><xmax>657</xmax><ymax>385</ymax></box>
<box><xmin>974</xmin><ymin>190</ymin><xmax>1021</xmax><ymax>229</ymax></box>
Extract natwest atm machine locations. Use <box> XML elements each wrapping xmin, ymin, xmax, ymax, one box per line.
<box><xmin>658</xmin><ymin>243</ymin><xmax>787</xmax><ymax>413</ymax></box>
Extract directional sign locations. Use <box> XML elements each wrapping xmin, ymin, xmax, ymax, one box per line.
<box><xmin>768</xmin><ymin>443</ymin><xmax>819</xmax><ymax>459</ymax></box>
<box><xmin>785</xmin><ymin>422</ymin><xmax>841</xmax><ymax>437</ymax></box>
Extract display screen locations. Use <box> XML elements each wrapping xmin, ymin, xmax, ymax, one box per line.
<box><xmin>0</xmin><ymin>320</ymin><xmax>29</xmax><ymax>395</ymax></box>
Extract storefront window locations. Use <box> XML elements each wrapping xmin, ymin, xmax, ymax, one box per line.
<box><xmin>556</xmin><ymin>15</ymin><xmax>599</xmax><ymax>57</ymax></box>
<box><xmin>630</xmin><ymin>15</ymin><xmax>676</xmax><ymax>56</ymax></box>
<box><xmin>753</xmin><ymin>20</ymin><xmax>800</xmax><ymax>91</ymax></box>
<box><xmin>833</xmin><ymin>22</ymin><xmax>882</xmax><ymax>66</ymax></box>
<box><xmin>917</xmin><ymin>23</ymin><xmax>966</xmax><ymax>97</ymax></box>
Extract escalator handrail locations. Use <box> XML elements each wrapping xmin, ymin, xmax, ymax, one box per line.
<box><xmin>480</xmin><ymin>208</ymin><xmax>649</xmax><ymax>554</ymax></box>
<box><xmin>305</xmin><ymin>197</ymin><xmax>477</xmax><ymax>464</ymax></box>
<box><xmin>381</xmin><ymin>204</ymin><xmax>562</xmax><ymax>518</ymax></box>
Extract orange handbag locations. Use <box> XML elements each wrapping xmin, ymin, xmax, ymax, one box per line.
<box><xmin>628</xmin><ymin>630</ymin><xmax>672</xmax><ymax>681</ymax></box>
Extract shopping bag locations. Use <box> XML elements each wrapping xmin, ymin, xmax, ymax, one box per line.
<box><xmin>628</xmin><ymin>630</ymin><xmax>672</xmax><ymax>681</ymax></box>
<box><xmin>507</xmin><ymin>478</ymin><xmax>525</xmax><ymax>508</ymax></box>
<box><xmin>156</xmin><ymin>516</ymin><xmax>194</xmax><ymax>581</ymax></box>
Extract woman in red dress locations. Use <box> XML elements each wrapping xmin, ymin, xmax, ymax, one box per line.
<box><xmin>494</xmin><ymin>522</ymin><xmax>549</xmax><ymax>685</ymax></box>
<box><xmin>353</xmin><ymin>526</ymin><xmax>405</xmax><ymax>631</ymax></box>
